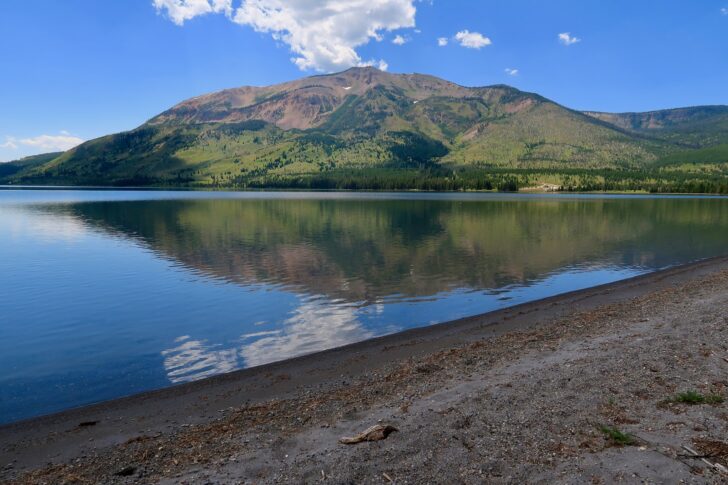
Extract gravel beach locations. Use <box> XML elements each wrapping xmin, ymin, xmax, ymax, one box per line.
<box><xmin>2</xmin><ymin>257</ymin><xmax>727</xmax><ymax>484</ymax></box>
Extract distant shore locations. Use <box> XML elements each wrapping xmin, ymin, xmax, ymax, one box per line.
<box><xmin>3</xmin><ymin>184</ymin><xmax>728</xmax><ymax>197</ymax></box>
<box><xmin>2</xmin><ymin>256</ymin><xmax>728</xmax><ymax>483</ymax></box>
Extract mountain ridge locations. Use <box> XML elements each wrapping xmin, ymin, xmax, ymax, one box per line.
<box><xmin>147</xmin><ymin>67</ymin><xmax>535</xmax><ymax>130</ymax></box>
<box><xmin>3</xmin><ymin>67</ymin><xmax>728</xmax><ymax>193</ymax></box>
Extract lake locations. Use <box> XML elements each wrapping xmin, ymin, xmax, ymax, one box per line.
<box><xmin>1</xmin><ymin>189</ymin><xmax>727</xmax><ymax>424</ymax></box>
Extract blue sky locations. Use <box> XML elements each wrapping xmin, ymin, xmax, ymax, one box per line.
<box><xmin>1</xmin><ymin>0</ymin><xmax>727</xmax><ymax>161</ymax></box>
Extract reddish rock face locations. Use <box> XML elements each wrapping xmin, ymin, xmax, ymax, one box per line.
<box><xmin>147</xmin><ymin>66</ymin><xmax>520</xmax><ymax>130</ymax></box>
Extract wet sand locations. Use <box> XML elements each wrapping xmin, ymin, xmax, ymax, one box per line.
<box><xmin>2</xmin><ymin>257</ymin><xmax>727</xmax><ymax>484</ymax></box>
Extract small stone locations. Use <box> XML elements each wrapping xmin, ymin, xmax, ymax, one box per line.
<box><xmin>114</xmin><ymin>466</ymin><xmax>137</xmax><ymax>477</ymax></box>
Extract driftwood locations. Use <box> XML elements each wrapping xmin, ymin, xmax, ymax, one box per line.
<box><xmin>339</xmin><ymin>424</ymin><xmax>398</xmax><ymax>444</ymax></box>
<box><xmin>682</xmin><ymin>445</ymin><xmax>728</xmax><ymax>475</ymax></box>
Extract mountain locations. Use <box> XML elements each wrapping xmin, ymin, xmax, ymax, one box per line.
<box><xmin>149</xmin><ymin>67</ymin><xmax>472</xmax><ymax>129</ymax></box>
<box><xmin>3</xmin><ymin>67</ymin><xmax>727</xmax><ymax>192</ymax></box>
<box><xmin>584</xmin><ymin>106</ymin><xmax>728</xmax><ymax>147</ymax></box>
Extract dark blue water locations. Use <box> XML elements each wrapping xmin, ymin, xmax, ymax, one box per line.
<box><xmin>1</xmin><ymin>189</ymin><xmax>727</xmax><ymax>424</ymax></box>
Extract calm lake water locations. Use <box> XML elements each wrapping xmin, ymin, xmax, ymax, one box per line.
<box><xmin>1</xmin><ymin>189</ymin><xmax>728</xmax><ymax>424</ymax></box>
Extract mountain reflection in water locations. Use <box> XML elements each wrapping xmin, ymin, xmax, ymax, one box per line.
<box><xmin>65</xmin><ymin>196</ymin><xmax>728</xmax><ymax>302</ymax></box>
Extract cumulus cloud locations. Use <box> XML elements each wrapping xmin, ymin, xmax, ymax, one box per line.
<box><xmin>1</xmin><ymin>133</ymin><xmax>84</xmax><ymax>152</ymax></box>
<box><xmin>722</xmin><ymin>7</ymin><xmax>728</xmax><ymax>15</ymax></box>
<box><xmin>504</xmin><ymin>67</ymin><xmax>518</xmax><ymax>76</ymax></box>
<box><xmin>154</xmin><ymin>0</ymin><xmax>417</xmax><ymax>72</ymax></box>
<box><xmin>392</xmin><ymin>34</ymin><xmax>408</xmax><ymax>45</ymax></box>
<box><xmin>558</xmin><ymin>32</ymin><xmax>581</xmax><ymax>46</ymax></box>
<box><xmin>153</xmin><ymin>0</ymin><xmax>233</xmax><ymax>25</ymax></box>
<box><xmin>437</xmin><ymin>37</ymin><xmax>448</xmax><ymax>47</ymax></box>
<box><xmin>454</xmin><ymin>30</ymin><xmax>492</xmax><ymax>49</ymax></box>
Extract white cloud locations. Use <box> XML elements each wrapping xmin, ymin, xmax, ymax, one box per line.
<box><xmin>722</xmin><ymin>7</ymin><xmax>728</xmax><ymax>15</ymax></box>
<box><xmin>454</xmin><ymin>30</ymin><xmax>492</xmax><ymax>49</ymax></box>
<box><xmin>558</xmin><ymin>32</ymin><xmax>581</xmax><ymax>46</ymax></box>
<box><xmin>153</xmin><ymin>0</ymin><xmax>233</xmax><ymax>25</ymax></box>
<box><xmin>437</xmin><ymin>37</ymin><xmax>448</xmax><ymax>47</ymax></box>
<box><xmin>234</xmin><ymin>0</ymin><xmax>416</xmax><ymax>71</ymax></box>
<box><xmin>0</xmin><ymin>137</ymin><xmax>18</xmax><ymax>150</ymax></box>
<box><xmin>20</xmin><ymin>134</ymin><xmax>84</xmax><ymax>151</ymax></box>
<box><xmin>359</xmin><ymin>58</ymin><xmax>389</xmax><ymax>71</ymax></box>
<box><xmin>155</xmin><ymin>0</ymin><xmax>417</xmax><ymax>72</ymax></box>
<box><xmin>392</xmin><ymin>34</ymin><xmax>408</xmax><ymax>45</ymax></box>
<box><xmin>1</xmin><ymin>133</ymin><xmax>84</xmax><ymax>153</ymax></box>
<box><xmin>505</xmin><ymin>67</ymin><xmax>519</xmax><ymax>76</ymax></box>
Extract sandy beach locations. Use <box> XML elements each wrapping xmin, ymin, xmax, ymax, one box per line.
<box><xmin>1</xmin><ymin>256</ymin><xmax>727</xmax><ymax>484</ymax></box>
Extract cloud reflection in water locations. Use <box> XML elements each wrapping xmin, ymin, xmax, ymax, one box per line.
<box><xmin>161</xmin><ymin>296</ymin><xmax>374</xmax><ymax>383</ymax></box>
<box><xmin>240</xmin><ymin>297</ymin><xmax>373</xmax><ymax>367</ymax></box>
<box><xmin>161</xmin><ymin>335</ymin><xmax>240</xmax><ymax>383</ymax></box>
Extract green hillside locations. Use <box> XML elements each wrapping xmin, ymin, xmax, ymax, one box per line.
<box><xmin>0</xmin><ymin>152</ymin><xmax>62</xmax><ymax>180</ymax></box>
<box><xmin>3</xmin><ymin>67</ymin><xmax>728</xmax><ymax>193</ymax></box>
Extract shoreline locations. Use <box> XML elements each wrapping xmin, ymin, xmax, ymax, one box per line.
<box><xmin>2</xmin><ymin>256</ymin><xmax>728</xmax><ymax>483</ymax></box>
<box><xmin>3</xmin><ymin>185</ymin><xmax>728</xmax><ymax>197</ymax></box>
